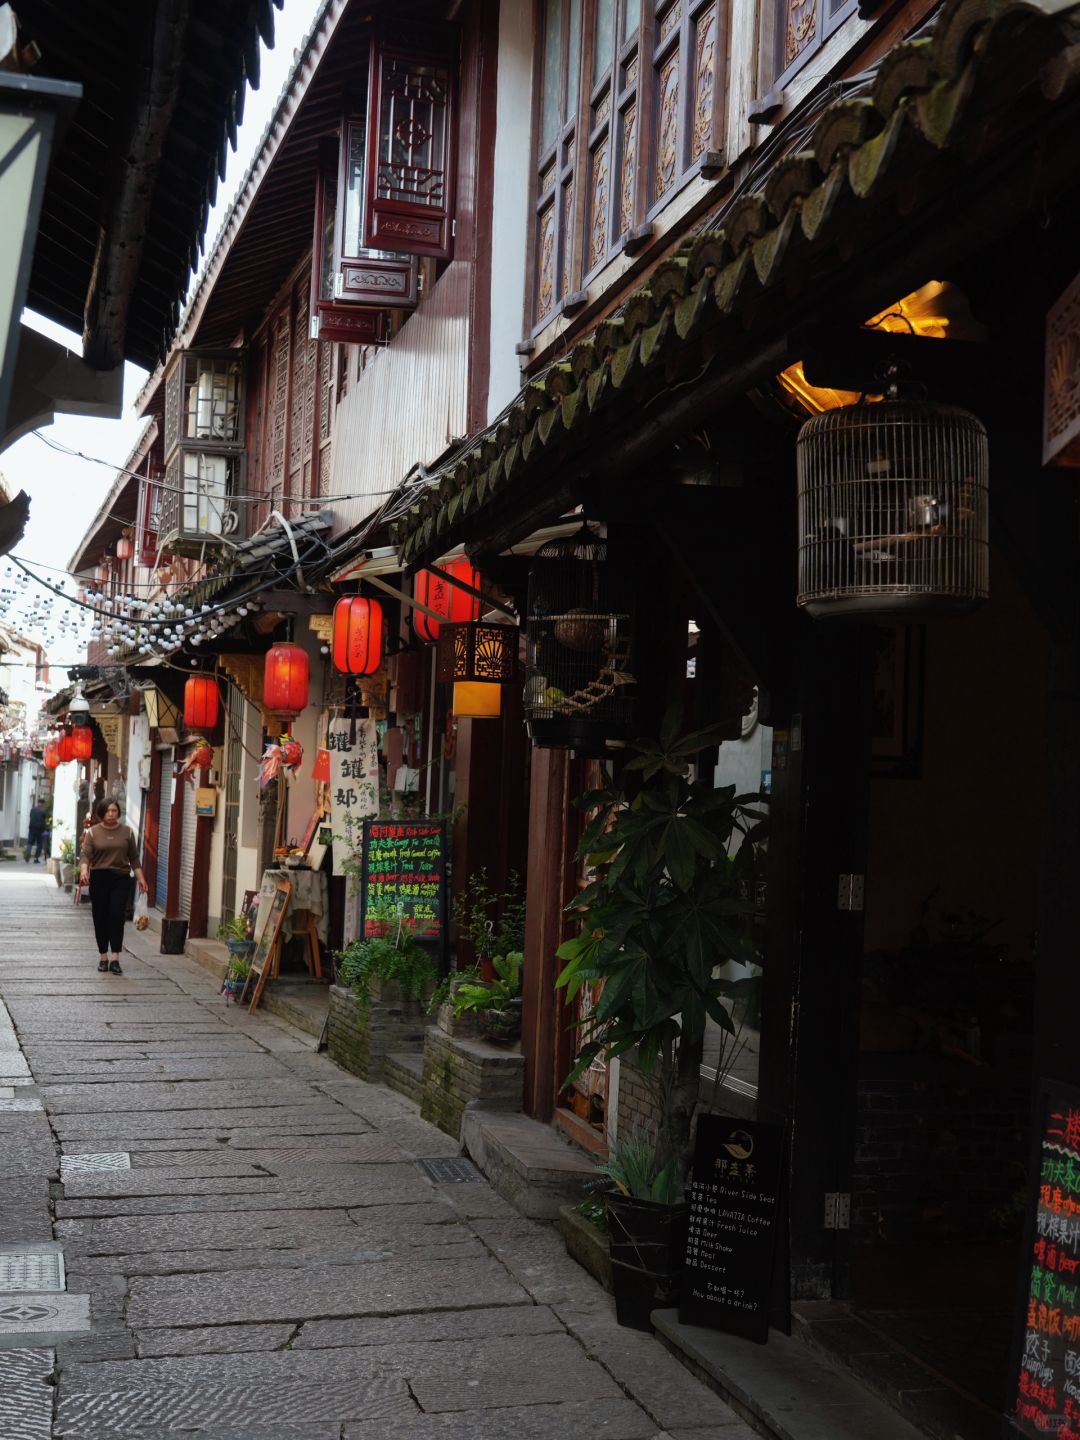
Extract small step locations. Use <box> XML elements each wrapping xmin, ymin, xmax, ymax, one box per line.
<box><xmin>384</xmin><ymin>1051</ymin><xmax>424</xmax><ymax>1106</ymax></box>
<box><xmin>461</xmin><ymin>1107</ymin><xmax>595</xmax><ymax>1219</ymax></box>
<box><xmin>652</xmin><ymin>1309</ymin><xmax>928</xmax><ymax>1440</ymax></box>
<box><xmin>259</xmin><ymin>982</ymin><xmax>328</xmax><ymax>1039</ymax></box>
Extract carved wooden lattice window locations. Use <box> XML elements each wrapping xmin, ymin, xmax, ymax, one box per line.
<box><xmin>772</xmin><ymin>0</ymin><xmax>856</xmax><ymax>87</ymax></box>
<box><xmin>531</xmin><ymin>0</ymin><xmax>726</xmax><ymax>328</ymax></box>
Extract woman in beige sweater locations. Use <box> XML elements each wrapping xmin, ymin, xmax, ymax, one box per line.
<box><xmin>78</xmin><ymin>799</ymin><xmax>149</xmax><ymax>974</ymax></box>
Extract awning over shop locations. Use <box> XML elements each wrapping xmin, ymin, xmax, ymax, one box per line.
<box><xmin>392</xmin><ymin>0</ymin><xmax>1080</xmax><ymax>569</ymax></box>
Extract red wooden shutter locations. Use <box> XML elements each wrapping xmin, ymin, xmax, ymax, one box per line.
<box><xmin>363</xmin><ymin>28</ymin><xmax>458</xmax><ymax>260</ymax></box>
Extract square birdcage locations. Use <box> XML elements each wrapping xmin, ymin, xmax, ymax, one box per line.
<box><xmin>524</xmin><ymin>526</ymin><xmax>637</xmax><ymax>753</ymax></box>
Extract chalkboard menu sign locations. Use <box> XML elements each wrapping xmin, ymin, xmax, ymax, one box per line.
<box><xmin>1005</xmin><ymin>1080</ymin><xmax>1080</xmax><ymax>1438</ymax></box>
<box><xmin>680</xmin><ymin>1114</ymin><xmax>782</xmax><ymax>1343</ymax></box>
<box><xmin>360</xmin><ymin>819</ymin><xmax>448</xmax><ymax>962</ymax></box>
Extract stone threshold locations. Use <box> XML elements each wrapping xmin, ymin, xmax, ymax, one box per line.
<box><xmin>462</xmin><ymin>1106</ymin><xmax>596</xmax><ymax>1220</ymax></box>
<box><xmin>652</xmin><ymin>1307</ymin><xmax>932</xmax><ymax>1440</ymax></box>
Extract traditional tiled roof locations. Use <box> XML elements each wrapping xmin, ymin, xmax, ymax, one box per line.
<box><xmin>393</xmin><ymin>0</ymin><xmax>1080</xmax><ymax>565</ymax></box>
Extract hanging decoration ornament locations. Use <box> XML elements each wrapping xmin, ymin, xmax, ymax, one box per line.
<box><xmin>311</xmin><ymin>747</ymin><xmax>331</xmax><ymax>783</ymax></box>
<box><xmin>258</xmin><ymin>741</ymin><xmax>284</xmax><ymax>788</ymax></box>
<box><xmin>183</xmin><ymin>673</ymin><xmax>219</xmax><ymax>731</ymax></box>
<box><xmin>332</xmin><ymin>597</ymin><xmax>383</xmax><ymax>675</ymax></box>
<box><xmin>181</xmin><ymin>737</ymin><xmax>214</xmax><ymax>783</ymax></box>
<box><xmin>264</xmin><ymin>641</ymin><xmax>309</xmax><ymax>716</ymax></box>
<box><xmin>279</xmin><ymin>732</ymin><xmax>303</xmax><ymax>772</ymax></box>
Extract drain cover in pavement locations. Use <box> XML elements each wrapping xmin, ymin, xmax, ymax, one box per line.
<box><xmin>0</xmin><ymin>1295</ymin><xmax>89</xmax><ymax>1336</ymax></box>
<box><xmin>61</xmin><ymin>1152</ymin><xmax>131</xmax><ymax>1174</ymax></box>
<box><xmin>416</xmin><ymin>1156</ymin><xmax>484</xmax><ymax>1183</ymax></box>
<box><xmin>0</xmin><ymin>1253</ymin><xmax>64</xmax><ymax>1293</ymax></box>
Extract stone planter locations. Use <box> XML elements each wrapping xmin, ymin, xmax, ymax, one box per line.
<box><xmin>61</xmin><ymin>863</ymin><xmax>74</xmax><ymax>891</ymax></box>
<box><xmin>327</xmin><ymin>981</ymin><xmax>428</xmax><ymax>1082</ymax></box>
<box><xmin>559</xmin><ymin>1203</ymin><xmax>612</xmax><ymax>1292</ymax></box>
<box><xmin>420</xmin><ymin>1027</ymin><xmax>524</xmax><ymax>1139</ymax></box>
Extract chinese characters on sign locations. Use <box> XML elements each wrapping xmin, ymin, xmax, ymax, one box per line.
<box><xmin>1006</xmin><ymin>1083</ymin><xmax>1080</xmax><ymax>1438</ymax></box>
<box><xmin>327</xmin><ymin>717</ymin><xmax>380</xmax><ymax>878</ymax></box>
<box><xmin>360</xmin><ymin>817</ymin><xmax>447</xmax><ymax>962</ymax></box>
<box><xmin>680</xmin><ymin>1115</ymin><xmax>782</xmax><ymax>1343</ymax></box>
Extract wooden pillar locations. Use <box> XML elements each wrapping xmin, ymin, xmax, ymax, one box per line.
<box><xmin>145</xmin><ymin>747</ymin><xmax>161</xmax><ymax>908</ymax></box>
<box><xmin>165</xmin><ymin>762</ymin><xmax>183</xmax><ymax>918</ymax></box>
<box><xmin>187</xmin><ymin>814</ymin><xmax>213</xmax><ymax>939</ymax></box>
<box><xmin>521</xmin><ymin>747</ymin><xmax>571</xmax><ymax>1120</ymax></box>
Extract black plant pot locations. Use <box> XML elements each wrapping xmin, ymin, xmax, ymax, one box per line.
<box><xmin>605</xmin><ymin>1191</ymin><xmax>688</xmax><ymax>1331</ymax></box>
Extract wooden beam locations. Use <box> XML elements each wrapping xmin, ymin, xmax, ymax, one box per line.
<box><xmin>83</xmin><ymin>0</ymin><xmax>190</xmax><ymax>370</ymax></box>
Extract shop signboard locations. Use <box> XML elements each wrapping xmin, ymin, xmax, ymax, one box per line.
<box><xmin>1004</xmin><ymin>1080</ymin><xmax>1080</xmax><ymax>1438</ymax></box>
<box><xmin>326</xmin><ymin>716</ymin><xmax>380</xmax><ymax>873</ymax></box>
<box><xmin>359</xmin><ymin>817</ymin><xmax>448</xmax><ymax>968</ymax></box>
<box><xmin>679</xmin><ymin>1114</ymin><xmax>782</xmax><ymax>1343</ymax></box>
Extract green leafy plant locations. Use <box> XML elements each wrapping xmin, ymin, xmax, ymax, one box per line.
<box><xmin>451</xmin><ymin>950</ymin><xmax>523</xmax><ymax>1016</ymax></box>
<box><xmin>453</xmin><ymin>868</ymin><xmax>525</xmax><ymax>961</ymax></box>
<box><xmin>59</xmin><ymin>838</ymin><xmax>76</xmax><ymax>865</ymax></box>
<box><xmin>227</xmin><ymin>953</ymin><xmax>252</xmax><ymax>982</ymax></box>
<box><xmin>576</xmin><ymin>1193</ymin><xmax>609</xmax><ymax>1232</ymax></box>
<box><xmin>217</xmin><ymin>915</ymin><xmax>251</xmax><ymax>942</ymax></box>
<box><xmin>596</xmin><ymin>1127</ymin><xmax>679</xmax><ymax>1205</ymax></box>
<box><xmin>336</xmin><ymin>906</ymin><xmax>438</xmax><ymax>1016</ymax></box>
<box><xmin>556</xmin><ymin>706</ymin><xmax>767</xmax><ymax>1186</ymax></box>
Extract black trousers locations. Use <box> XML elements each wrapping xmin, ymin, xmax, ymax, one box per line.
<box><xmin>25</xmin><ymin>829</ymin><xmax>46</xmax><ymax>861</ymax></box>
<box><xmin>89</xmin><ymin>871</ymin><xmax>130</xmax><ymax>955</ymax></box>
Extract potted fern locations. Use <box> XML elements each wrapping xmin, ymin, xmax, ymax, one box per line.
<box><xmin>555</xmin><ymin>708</ymin><xmax>766</xmax><ymax>1327</ymax></box>
<box><xmin>449</xmin><ymin>950</ymin><xmax>523</xmax><ymax>1042</ymax></box>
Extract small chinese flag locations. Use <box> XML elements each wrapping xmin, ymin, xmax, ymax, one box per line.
<box><xmin>311</xmin><ymin>748</ymin><xmax>331</xmax><ymax>783</ymax></box>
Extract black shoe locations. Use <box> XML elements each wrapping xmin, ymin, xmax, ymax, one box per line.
<box><xmin>97</xmin><ymin>959</ymin><xmax>109</xmax><ymax>972</ymax></box>
<box><xmin>109</xmin><ymin>959</ymin><xmax>123</xmax><ymax>975</ymax></box>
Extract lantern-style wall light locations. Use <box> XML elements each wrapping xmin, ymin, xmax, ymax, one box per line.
<box><xmin>414</xmin><ymin>558</ymin><xmax>481</xmax><ymax>643</ymax></box>
<box><xmin>436</xmin><ymin>621</ymin><xmax>517</xmax><ymax>720</ymax></box>
<box><xmin>43</xmin><ymin>740</ymin><xmax>59</xmax><ymax>769</ymax></box>
<box><xmin>70</xmin><ymin>727</ymin><xmax>93</xmax><ymax>761</ymax></box>
<box><xmin>332</xmin><ymin>597</ymin><xmax>383</xmax><ymax>675</ymax></box>
<box><xmin>184</xmin><ymin>673</ymin><xmax>219</xmax><ymax>731</ymax></box>
<box><xmin>264</xmin><ymin>641</ymin><xmax>310</xmax><ymax>717</ymax></box>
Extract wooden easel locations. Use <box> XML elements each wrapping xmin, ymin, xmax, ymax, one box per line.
<box><xmin>241</xmin><ymin>877</ymin><xmax>291</xmax><ymax>1012</ymax></box>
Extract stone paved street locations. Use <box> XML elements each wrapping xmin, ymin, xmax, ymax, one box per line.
<box><xmin>0</xmin><ymin>867</ymin><xmax>753</xmax><ymax>1439</ymax></box>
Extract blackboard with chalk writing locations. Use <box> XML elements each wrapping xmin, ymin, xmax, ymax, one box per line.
<box><xmin>359</xmin><ymin>819</ymin><xmax>448</xmax><ymax>968</ymax></box>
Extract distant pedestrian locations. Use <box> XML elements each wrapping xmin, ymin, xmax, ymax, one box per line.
<box><xmin>78</xmin><ymin>800</ymin><xmax>148</xmax><ymax>975</ymax></box>
<box><xmin>24</xmin><ymin>803</ymin><xmax>48</xmax><ymax>863</ymax></box>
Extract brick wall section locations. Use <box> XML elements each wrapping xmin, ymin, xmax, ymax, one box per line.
<box><xmin>420</xmin><ymin>1027</ymin><xmax>524</xmax><ymax>1140</ymax></box>
<box><xmin>853</xmin><ymin>1072</ymin><xmax>1029</xmax><ymax>1244</ymax></box>
<box><xmin>615</xmin><ymin>1054</ymin><xmax>664</xmax><ymax>1139</ymax></box>
<box><xmin>326</xmin><ymin>982</ymin><xmax>428</xmax><ymax>1082</ymax></box>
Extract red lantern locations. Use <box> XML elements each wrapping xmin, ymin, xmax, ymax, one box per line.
<box><xmin>332</xmin><ymin>597</ymin><xmax>383</xmax><ymax>675</ymax></box>
<box><xmin>57</xmin><ymin>734</ymin><xmax>75</xmax><ymax>763</ymax></box>
<box><xmin>116</xmin><ymin>536</ymin><xmax>133</xmax><ymax>560</ymax></box>
<box><xmin>71</xmin><ymin>728</ymin><xmax>93</xmax><ymax>761</ymax></box>
<box><xmin>414</xmin><ymin>558</ymin><xmax>481</xmax><ymax>643</ymax></box>
<box><xmin>264</xmin><ymin>642</ymin><xmax>309</xmax><ymax>715</ymax></box>
<box><xmin>184</xmin><ymin>674</ymin><xmax>219</xmax><ymax>731</ymax></box>
<box><xmin>43</xmin><ymin>741</ymin><xmax>59</xmax><ymax>770</ymax></box>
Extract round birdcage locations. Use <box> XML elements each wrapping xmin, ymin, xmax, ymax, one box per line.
<box><xmin>796</xmin><ymin>397</ymin><xmax>989</xmax><ymax>621</ymax></box>
<box><xmin>524</xmin><ymin>526</ymin><xmax>636</xmax><ymax>753</ymax></box>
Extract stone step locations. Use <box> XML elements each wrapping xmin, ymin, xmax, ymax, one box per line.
<box><xmin>653</xmin><ymin>1308</ymin><xmax>931</xmax><ymax>1440</ymax></box>
<box><xmin>384</xmin><ymin>1052</ymin><xmax>423</xmax><ymax>1106</ymax></box>
<box><xmin>420</xmin><ymin>1027</ymin><xmax>524</xmax><ymax>1141</ymax></box>
<box><xmin>461</xmin><ymin>1107</ymin><xmax>596</xmax><ymax>1219</ymax></box>
<box><xmin>260</xmin><ymin>982</ymin><xmax>329</xmax><ymax>1040</ymax></box>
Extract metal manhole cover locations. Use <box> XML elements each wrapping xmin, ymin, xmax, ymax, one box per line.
<box><xmin>61</xmin><ymin>1152</ymin><xmax>131</xmax><ymax>1174</ymax></box>
<box><xmin>0</xmin><ymin>1253</ymin><xmax>65</xmax><ymax>1293</ymax></box>
<box><xmin>416</xmin><ymin>1156</ymin><xmax>484</xmax><ymax>1184</ymax></box>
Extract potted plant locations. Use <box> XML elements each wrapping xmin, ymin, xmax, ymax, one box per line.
<box><xmin>555</xmin><ymin>708</ymin><xmax>766</xmax><ymax>1327</ymax></box>
<box><xmin>335</xmin><ymin>906</ymin><xmax>439</xmax><ymax>1016</ymax></box>
<box><xmin>221</xmin><ymin>952</ymin><xmax>251</xmax><ymax>1002</ymax></box>
<box><xmin>452</xmin><ymin>867</ymin><xmax>526</xmax><ymax>980</ymax></box>
<box><xmin>58</xmin><ymin>836</ymin><xmax>76</xmax><ymax>890</ymax></box>
<box><xmin>217</xmin><ymin>914</ymin><xmax>254</xmax><ymax>959</ymax></box>
<box><xmin>448</xmin><ymin>950</ymin><xmax>524</xmax><ymax>1041</ymax></box>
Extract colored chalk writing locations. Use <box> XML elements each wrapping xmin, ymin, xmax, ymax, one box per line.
<box><xmin>679</xmin><ymin>1115</ymin><xmax>782</xmax><ymax>1344</ymax></box>
<box><xmin>359</xmin><ymin>818</ymin><xmax>448</xmax><ymax>960</ymax></box>
<box><xmin>1006</xmin><ymin>1081</ymin><xmax>1080</xmax><ymax>1438</ymax></box>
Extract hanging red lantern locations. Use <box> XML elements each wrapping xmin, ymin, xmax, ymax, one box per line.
<box><xmin>43</xmin><ymin>741</ymin><xmax>59</xmax><ymax>770</ymax></box>
<box><xmin>71</xmin><ymin>728</ymin><xmax>93</xmax><ymax>761</ymax></box>
<box><xmin>116</xmin><ymin>536</ymin><xmax>133</xmax><ymax>560</ymax></box>
<box><xmin>332</xmin><ymin>597</ymin><xmax>383</xmax><ymax>675</ymax></box>
<box><xmin>264</xmin><ymin>642</ymin><xmax>309</xmax><ymax>715</ymax></box>
<box><xmin>57</xmin><ymin>734</ymin><xmax>75</xmax><ymax>763</ymax></box>
<box><xmin>184</xmin><ymin>674</ymin><xmax>219</xmax><ymax>731</ymax></box>
<box><xmin>414</xmin><ymin>558</ymin><xmax>481</xmax><ymax>643</ymax></box>
<box><xmin>311</xmin><ymin>748</ymin><xmax>331</xmax><ymax>783</ymax></box>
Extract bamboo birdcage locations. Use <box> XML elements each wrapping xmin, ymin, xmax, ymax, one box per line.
<box><xmin>796</xmin><ymin>398</ymin><xmax>989</xmax><ymax>621</ymax></box>
<box><xmin>524</xmin><ymin>527</ymin><xmax>636</xmax><ymax>753</ymax></box>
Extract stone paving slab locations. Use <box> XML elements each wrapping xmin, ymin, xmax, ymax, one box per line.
<box><xmin>57</xmin><ymin>1170</ymin><xmax>435</xmax><ymax>1217</ymax></box>
<box><xmin>0</xmin><ymin>1177</ymin><xmax>55</xmax><ymax>1244</ymax></box>
<box><xmin>126</xmin><ymin>1253</ymin><xmax>532</xmax><ymax>1327</ymax></box>
<box><xmin>295</xmin><ymin>1301</ymin><xmax>565</xmax><ymax>1349</ymax></box>
<box><xmin>51</xmin><ymin>1106</ymin><xmax>368</xmax><ymax>1139</ymax></box>
<box><xmin>44</xmin><ymin>1079</ymin><xmax>311</xmax><ymax>1111</ymax></box>
<box><xmin>339</xmin><ymin>1399</ymin><xmax>664</xmax><ymax>1440</ymax></box>
<box><xmin>136</xmin><ymin>1322</ymin><xmax>296</xmax><ymax>1357</ymax></box>
<box><xmin>0</xmin><ymin>1346</ymin><xmax>54</xmax><ymax>1440</ymax></box>
<box><xmin>59</xmin><ymin>1159</ymin><xmax>418</xmax><ymax>1199</ymax></box>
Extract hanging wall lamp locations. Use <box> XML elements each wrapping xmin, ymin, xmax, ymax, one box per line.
<box><xmin>436</xmin><ymin>621</ymin><xmax>517</xmax><ymax>720</ymax></box>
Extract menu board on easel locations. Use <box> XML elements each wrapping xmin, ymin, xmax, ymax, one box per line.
<box><xmin>679</xmin><ymin>1114</ymin><xmax>782</xmax><ymax>1343</ymax></box>
<box><xmin>241</xmin><ymin>877</ymin><xmax>291</xmax><ymax>1011</ymax></box>
<box><xmin>359</xmin><ymin>819</ymin><xmax>448</xmax><ymax>967</ymax></box>
<box><xmin>1004</xmin><ymin>1080</ymin><xmax>1080</xmax><ymax>1437</ymax></box>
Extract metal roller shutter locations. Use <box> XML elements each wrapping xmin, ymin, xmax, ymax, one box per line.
<box><xmin>178</xmin><ymin>773</ymin><xmax>197</xmax><ymax>919</ymax></box>
<box><xmin>155</xmin><ymin>748</ymin><xmax>173</xmax><ymax>908</ymax></box>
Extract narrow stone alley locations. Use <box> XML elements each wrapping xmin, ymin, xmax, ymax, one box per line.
<box><xmin>0</xmin><ymin>866</ymin><xmax>753</xmax><ymax>1439</ymax></box>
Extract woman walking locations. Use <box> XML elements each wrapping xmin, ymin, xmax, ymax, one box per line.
<box><xmin>78</xmin><ymin>799</ymin><xmax>148</xmax><ymax>974</ymax></box>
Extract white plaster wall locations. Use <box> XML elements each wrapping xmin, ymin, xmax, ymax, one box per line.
<box><xmin>49</xmin><ymin>761</ymin><xmax>79</xmax><ymax>861</ymax></box>
<box><xmin>487</xmin><ymin>0</ymin><xmax>533</xmax><ymax>423</ymax></box>
<box><xmin>234</xmin><ymin>695</ymin><xmax>264</xmax><ymax>908</ymax></box>
<box><xmin>125</xmin><ymin>714</ymin><xmax>150</xmax><ymax>837</ymax></box>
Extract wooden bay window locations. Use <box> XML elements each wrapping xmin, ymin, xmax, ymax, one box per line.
<box><xmin>531</xmin><ymin>0</ymin><xmax>726</xmax><ymax>331</ymax></box>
